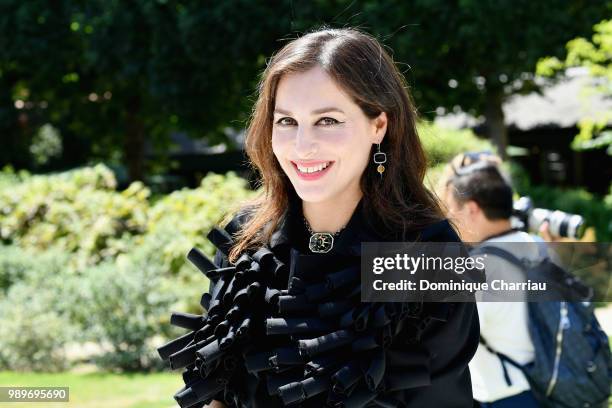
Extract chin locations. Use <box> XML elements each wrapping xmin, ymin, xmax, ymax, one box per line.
<box><xmin>294</xmin><ymin>191</ymin><xmax>328</xmax><ymax>203</ymax></box>
<box><xmin>292</xmin><ymin>187</ymin><xmax>335</xmax><ymax>204</ymax></box>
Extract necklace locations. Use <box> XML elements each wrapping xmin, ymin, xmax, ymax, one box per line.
<box><xmin>303</xmin><ymin>216</ymin><xmax>347</xmax><ymax>253</ymax></box>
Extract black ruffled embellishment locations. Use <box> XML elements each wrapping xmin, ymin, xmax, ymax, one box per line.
<box><xmin>157</xmin><ymin>217</ymin><xmax>445</xmax><ymax>408</ymax></box>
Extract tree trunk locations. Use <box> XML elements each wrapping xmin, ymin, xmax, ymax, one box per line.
<box><xmin>484</xmin><ymin>86</ymin><xmax>508</xmax><ymax>160</ymax></box>
<box><xmin>0</xmin><ymin>74</ymin><xmax>29</xmax><ymax>168</ymax></box>
<box><xmin>125</xmin><ymin>95</ymin><xmax>145</xmax><ymax>182</ymax></box>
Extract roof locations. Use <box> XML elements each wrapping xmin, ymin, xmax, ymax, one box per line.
<box><xmin>435</xmin><ymin>67</ymin><xmax>612</xmax><ymax>131</ymax></box>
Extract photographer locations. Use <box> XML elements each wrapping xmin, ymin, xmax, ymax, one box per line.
<box><xmin>440</xmin><ymin>153</ymin><xmax>542</xmax><ymax>407</ymax></box>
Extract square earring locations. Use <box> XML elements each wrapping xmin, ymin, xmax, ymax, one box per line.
<box><xmin>373</xmin><ymin>143</ymin><xmax>387</xmax><ymax>177</ymax></box>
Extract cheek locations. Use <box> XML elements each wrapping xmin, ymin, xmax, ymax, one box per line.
<box><xmin>313</xmin><ymin>127</ymin><xmax>352</xmax><ymax>144</ymax></box>
<box><xmin>271</xmin><ymin>129</ymin><xmax>294</xmax><ymax>155</ymax></box>
<box><xmin>317</xmin><ymin>124</ymin><xmax>371</xmax><ymax>160</ymax></box>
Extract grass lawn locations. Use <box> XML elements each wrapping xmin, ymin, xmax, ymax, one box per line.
<box><xmin>0</xmin><ymin>370</ymin><xmax>609</xmax><ymax>407</ymax></box>
<box><xmin>0</xmin><ymin>370</ymin><xmax>182</xmax><ymax>408</ymax></box>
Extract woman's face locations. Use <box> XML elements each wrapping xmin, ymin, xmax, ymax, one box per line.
<box><xmin>272</xmin><ymin>66</ymin><xmax>387</xmax><ymax>204</ymax></box>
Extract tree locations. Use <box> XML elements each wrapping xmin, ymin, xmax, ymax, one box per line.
<box><xmin>0</xmin><ymin>1</ymin><xmax>80</xmax><ymax>170</ymax></box>
<box><xmin>0</xmin><ymin>1</ymin><xmax>289</xmax><ymax>181</ymax></box>
<box><xmin>264</xmin><ymin>1</ymin><xmax>608</xmax><ymax>158</ymax></box>
<box><xmin>342</xmin><ymin>0</ymin><xmax>609</xmax><ymax>158</ymax></box>
<box><xmin>537</xmin><ymin>19</ymin><xmax>612</xmax><ymax>154</ymax></box>
<box><xmin>2</xmin><ymin>1</ymin><xmax>608</xmax><ymax>177</ymax></box>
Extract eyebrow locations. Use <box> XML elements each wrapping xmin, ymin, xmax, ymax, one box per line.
<box><xmin>273</xmin><ymin>107</ymin><xmax>345</xmax><ymax>115</ymax></box>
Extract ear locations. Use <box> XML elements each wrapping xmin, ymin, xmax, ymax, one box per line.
<box><xmin>370</xmin><ymin>112</ymin><xmax>388</xmax><ymax>144</ymax></box>
<box><xmin>465</xmin><ymin>200</ymin><xmax>481</xmax><ymax>217</ymax></box>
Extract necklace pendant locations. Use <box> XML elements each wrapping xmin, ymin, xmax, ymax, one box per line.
<box><xmin>309</xmin><ymin>232</ymin><xmax>334</xmax><ymax>253</ymax></box>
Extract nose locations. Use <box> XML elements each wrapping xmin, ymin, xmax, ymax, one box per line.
<box><xmin>294</xmin><ymin>125</ymin><xmax>318</xmax><ymax>158</ymax></box>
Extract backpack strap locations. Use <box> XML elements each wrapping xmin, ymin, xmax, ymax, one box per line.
<box><xmin>471</xmin><ymin>245</ymin><xmax>526</xmax><ymax>270</ymax></box>
<box><xmin>472</xmin><ymin>245</ymin><xmax>531</xmax><ymax>387</ymax></box>
<box><xmin>535</xmin><ymin>239</ymin><xmax>549</xmax><ymax>260</ymax></box>
<box><xmin>479</xmin><ymin>335</ymin><xmax>525</xmax><ymax>387</ymax></box>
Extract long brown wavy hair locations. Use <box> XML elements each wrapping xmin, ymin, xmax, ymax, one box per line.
<box><xmin>224</xmin><ymin>26</ymin><xmax>447</xmax><ymax>263</ymax></box>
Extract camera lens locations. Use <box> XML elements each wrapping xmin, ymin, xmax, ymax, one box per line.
<box><xmin>548</xmin><ymin>210</ymin><xmax>585</xmax><ymax>240</ymax></box>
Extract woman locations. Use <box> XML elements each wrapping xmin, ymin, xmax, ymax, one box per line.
<box><xmin>158</xmin><ymin>27</ymin><xmax>479</xmax><ymax>407</ymax></box>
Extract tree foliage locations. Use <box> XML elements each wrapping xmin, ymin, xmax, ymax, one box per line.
<box><xmin>0</xmin><ymin>1</ymin><xmax>289</xmax><ymax>180</ymax></box>
<box><xmin>1</xmin><ymin>1</ymin><xmax>608</xmax><ymax>177</ymax></box>
<box><xmin>537</xmin><ymin>19</ymin><xmax>612</xmax><ymax>154</ymax></box>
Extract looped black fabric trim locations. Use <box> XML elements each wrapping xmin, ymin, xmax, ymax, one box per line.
<box><xmin>157</xmin><ymin>218</ymin><xmax>451</xmax><ymax>408</ymax></box>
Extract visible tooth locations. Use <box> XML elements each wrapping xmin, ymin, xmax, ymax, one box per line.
<box><xmin>296</xmin><ymin>162</ymin><xmax>330</xmax><ymax>174</ymax></box>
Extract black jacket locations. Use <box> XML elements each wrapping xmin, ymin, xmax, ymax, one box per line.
<box><xmin>158</xmin><ymin>194</ymin><xmax>480</xmax><ymax>408</ymax></box>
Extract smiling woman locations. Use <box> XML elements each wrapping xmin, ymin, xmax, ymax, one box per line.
<box><xmin>235</xmin><ymin>27</ymin><xmax>448</xmax><ymax>254</ymax></box>
<box><xmin>158</xmin><ymin>26</ymin><xmax>479</xmax><ymax>408</ymax></box>
<box><xmin>271</xmin><ymin>66</ymin><xmax>386</xmax><ymax>211</ymax></box>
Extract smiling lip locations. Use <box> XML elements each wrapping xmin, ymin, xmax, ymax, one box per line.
<box><xmin>290</xmin><ymin>160</ymin><xmax>334</xmax><ymax>181</ymax></box>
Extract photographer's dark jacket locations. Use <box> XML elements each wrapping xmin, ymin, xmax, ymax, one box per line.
<box><xmin>158</xmin><ymin>193</ymin><xmax>480</xmax><ymax>408</ymax></box>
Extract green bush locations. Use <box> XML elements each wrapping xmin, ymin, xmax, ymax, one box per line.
<box><xmin>0</xmin><ymin>241</ymin><xmax>194</xmax><ymax>373</ymax></box>
<box><xmin>81</xmin><ymin>259</ymin><xmax>175</xmax><ymax>372</ymax></box>
<box><xmin>506</xmin><ymin>160</ymin><xmax>532</xmax><ymax>194</ymax></box>
<box><xmin>0</xmin><ymin>155</ymin><xmax>608</xmax><ymax>374</ymax></box>
<box><xmin>419</xmin><ymin>122</ymin><xmax>496</xmax><ymax>191</ymax></box>
<box><xmin>0</xmin><ymin>245</ymin><xmax>71</xmax><ymax>298</ymax></box>
<box><xmin>0</xmin><ymin>245</ymin><xmax>30</xmax><ymax>296</ymax></box>
<box><xmin>0</xmin><ymin>165</ymin><xmax>254</xmax><ymax>272</ymax></box>
<box><xmin>0</xmin><ymin>283</ymin><xmax>77</xmax><ymax>372</ymax></box>
<box><xmin>0</xmin><ymin>245</ymin><xmax>93</xmax><ymax>371</ymax></box>
<box><xmin>0</xmin><ymin>166</ymin><xmax>256</xmax><ymax>372</ymax></box>
<box><xmin>418</xmin><ymin>121</ymin><xmax>495</xmax><ymax>167</ymax></box>
<box><xmin>146</xmin><ymin>171</ymin><xmax>255</xmax><ymax>275</ymax></box>
<box><xmin>0</xmin><ymin>246</ymin><xmax>79</xmax><ymax>371</ymax></box>
<box><xmin>0</xmin><ymin>165</ymin><xmax>30</xmax><ymax>190</ymax></box>
<box><xmin>1</xmin><ymin>166</ymin><xmax>254</xmax><ymax>371</ymax></box>
<box><xmin>0</xmin><ymin>164</ymin><xmax>149</xmax><ymax>270</ymax></box>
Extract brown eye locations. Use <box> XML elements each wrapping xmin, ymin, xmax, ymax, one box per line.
<box><xmin>318</xmin><ymin>117</ymin><xmax>340</xmax><ymax>126</ymax></box>
<box><xmin>275</xmin><ymin>117</ymin><xmax>296</xmax><ymax>126</ymax></box>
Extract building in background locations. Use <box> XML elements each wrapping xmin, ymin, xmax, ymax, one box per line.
<box><xmin>435</xmin><ymin>68</ymin><xmax>612</xmax><ymax>194</ymax></box>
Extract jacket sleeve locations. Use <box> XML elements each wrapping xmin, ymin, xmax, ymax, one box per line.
<box><xmin>401</xmin><ymin>302</ymin><xmax>480</xmax><ymax>407</ymax></box>
<box><xmin>402</xmin><ymin>219</ymin><xmax>480</xmax><ymax>407</ymax></box>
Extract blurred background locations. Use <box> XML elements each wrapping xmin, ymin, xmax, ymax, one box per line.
<box><xmin>0</xmin><ymin>1</ymin><xmax>610</xmax><ymax>407</ymax></box>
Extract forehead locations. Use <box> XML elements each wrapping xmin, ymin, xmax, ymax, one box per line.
<box><xmin>274</xmin><ymin>66</ymin><xmax>356</xmax><ymax>112</ymax></box>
